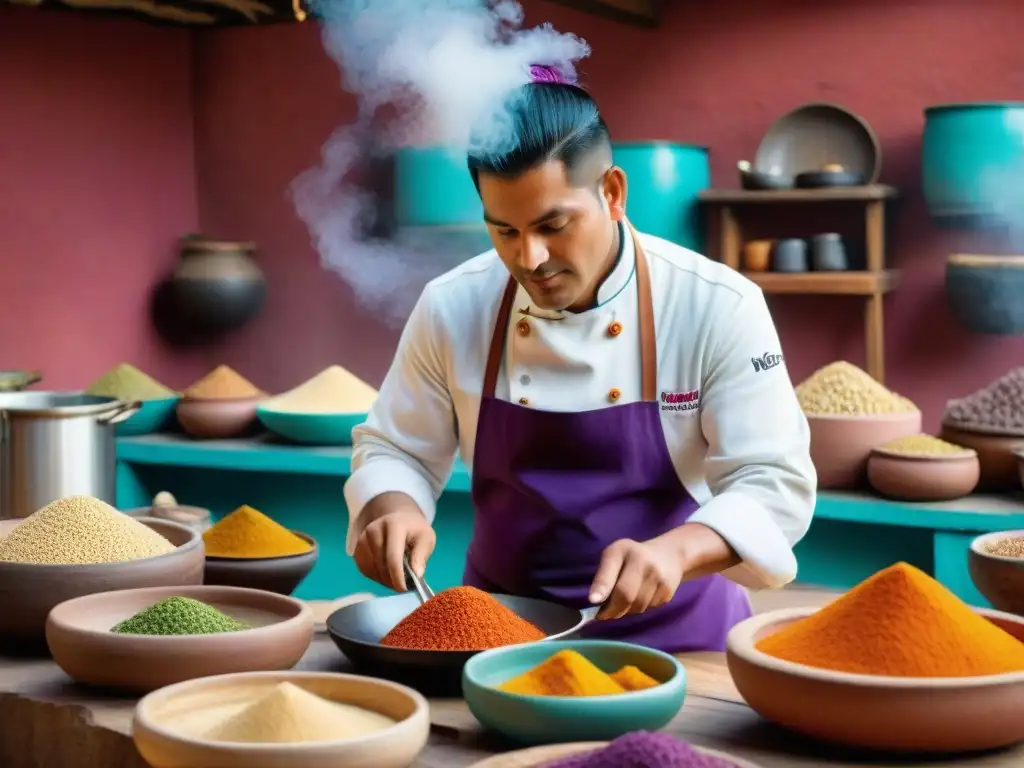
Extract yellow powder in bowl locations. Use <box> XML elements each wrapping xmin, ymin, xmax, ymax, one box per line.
<box><xmin>876</xmin><ymin>434</ymin><xmax>969</xmax><ymax>457</ymax></box>
<box><xmin>183</xmin><ymin>365</ymin><xmax>263</xmax><ymax>400</ymax></box>
<box><xmin>262</xmin><ymin>365</ymin><xmax>378</xmax><ymax>414</ymax></box>
<box><xmin>85</xmin><ymin>363</ymin><xmax>176</xmax><ymax>401</ymax></box>
<box><xmin>203</xmin><ymin>504</ymin><xmax>312</xmax><ymax>559</ymax></box>
<box><xmin>203</xmin><ymin>682</ymin><xmax>396</xmax><ymax>743</ymax></box>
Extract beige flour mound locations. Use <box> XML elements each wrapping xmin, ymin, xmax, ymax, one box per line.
<box><xmin>0</xmin><ymin>495</ymin><xmax>175</xmax><ymax>565</ymax></box>
<box><xmin>263</xmin><ymin>366</ymin><xmax>378</xmax><ymax>414</ymax></box>
<box><xmin>204</xmin><ymin>682</ymin><xmax>395</xmax><ymax>744</ymax></box>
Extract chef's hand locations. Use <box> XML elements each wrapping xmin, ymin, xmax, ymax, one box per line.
<box><xmin>587</xmin><ymin>537</ymin><xmax>685</xmax><ymax>620</ymax></box>
<box><xmin>353</xmin><ymin>493</ymin><xmax>435</xmax><ymax>593</ymax></box>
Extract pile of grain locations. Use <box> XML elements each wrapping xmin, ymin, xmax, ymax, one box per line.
<box><xmin>0</xmin><ymin>496</ymin><xmax>175</xmax><ymax>565</ymax></box>
<box><xmin>986</xmin><ymin>536</ymin><xmax>1024</xmax><ymax>558</ymax></box>
<box><xmin>204</xmin><ymin>682</ymin><xmax>395</xmax><ymax>743</ymax></box>
<box><xmin>183</xmin><ymin>366</ymin><xmax>263</xmax><ymax>400</ymax></box>
<box><xmin>796</xmin><ymin>362</ymin><xmax>918</xmax><ymax>416</ymax></box>
<box><xmin>85</xmin><ymin>363</ymin><xmax>176</xmax><ymax>401</ymax></box>
<box><xmin>112</xmin><ymin>597</ymin><xmax>250</xmax><ymax>635</ymax></box>
<box><xmin>876</xmin><ymin>434</ymin><xmax>968</xmax><ymax>457</ymax></box>
<box><xmin>263</xmin><ymin>366</ymin><xmax>378</xmax><ymax>414</ymax></box>
<box><xmin>944</xmin><ymin>367</ymin><xmax>1024</xmax><ymax>435</ymax></box>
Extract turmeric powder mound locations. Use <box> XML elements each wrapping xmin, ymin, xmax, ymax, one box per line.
<box><xmin>499</xmin><ymin>649</ymin><xmax>626</xmax><ymax>697</ymax></box>
<box><xmin>610</xmin><ymin>664</ymin><xmax>661</xmax><ymax>691</ymax></box>
<box><xmin>757</xmin><ymin>562</ymin><xmax>1024</xmax><ymax>677</ymax></box>
<box><xmin>203</xmin><ymin>505</ymin><xmax>312</xmax><ymax>559</ymax></box>
<box><xmin>379</xmin><ymin>586</ymin><xmax>545</xmax><ymax>651</ymax></box>
<box><xmin>183</xmin><ymin>365</ymin><xmax>263</xmax><ymax>400</ymax></box>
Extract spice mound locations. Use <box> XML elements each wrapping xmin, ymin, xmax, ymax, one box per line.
<box><xmin>203</xmin><ymin>681</ymin><xmax>396</xmax><ymax>743</ymax></box>
<box><xmin>796</xmin><ymin>361</ymin><xmax>918</xmax><ymax>416</ymax></box>
<box><xmin>263</xmin><ymin>365</ymin><xmax>378</xmax><ymax>414</ymax></box>
<box><xmin>112</xmin><ymin>597</ymin><xmax>250</xmax><ymax>635</ymax></box>
<box><xmin>85</xmin><ymin>363</ymin><xmax>176</xmax><ymax>401</ymax></box>
<box><xmin>756</xmin><ymin>562</ymin><xmax>1024</xmax><ymax>677</ymax></box>
<box><xmin>944</xmin><ymin>367</ymin><xmax>1024</xmax><ymax>435</ymax></box>
<box><xmin>875</xmin><ymin>434</ymin><xmax>969</xmax><ymax>457</ymax></box>
<box><xmin>542</xmin><ymin>731</ymin><xmax>737</xmax><ymax>768</ymax></box>
<box><xmin>379</xmin><ymin>586</ymin><xmax>545</xmax><ymax>651</ymax></box>
<box><xmin>986</xmin><ymin>536</ymin><xmax>1024</xmax><ymax>559</ymax></box>
<box><xmin>183</xmin><ymin>365</ymin><xmax>263</xmax><ymax>400</ymax></box>
<box><xmin>0</xmin><ymin>496</ymin><xmax>175</xmax><ymax>565</ymax></box>
<box><xmin>203</xmin><ymin>505</ymin><xmax>312</xmax><ymax>559</ymax></box>
<box><xmin>497</xmin><ymin>649</ymin><xmax>662</xmax><ymax>697</ymax></box>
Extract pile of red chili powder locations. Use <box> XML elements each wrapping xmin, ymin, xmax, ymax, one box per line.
<box><xmin>543</xmin><ymin>732</ymin><xmax>737</xmax><ymax>768</ymax></box>
<box><xmin>379</xmin><ymin>586</ymin><xmax>545</xmax><ymax>651</ymax></box>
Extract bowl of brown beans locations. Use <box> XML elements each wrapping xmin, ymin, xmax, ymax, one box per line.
<box><xmin>969</xmin><ymin>530</ymin><xmax>1024</xmax><ymax>617</ymax></box>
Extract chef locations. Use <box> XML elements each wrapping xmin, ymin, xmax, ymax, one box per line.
<box><xmin>343</xmin><ymin>65</ymin><xmax>816</xmax><ymax>652</ymax></box>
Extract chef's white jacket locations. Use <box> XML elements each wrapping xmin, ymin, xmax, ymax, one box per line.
<box><xmin>344</xmin><ymin>225</ymin><xmax>817</xmax><ymax>590</ymax></box>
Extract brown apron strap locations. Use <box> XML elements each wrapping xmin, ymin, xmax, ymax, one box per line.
<box><xmin>481</xmin><ymin>223</ymin><xmax>658</xmax><ymax>402</ymax></box>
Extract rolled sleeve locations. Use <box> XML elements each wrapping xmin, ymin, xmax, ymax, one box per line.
<box><xmin>343</xmin><ymin>285</ymin><xmax>459</xmax><ymax>555</ymax></box>
<box><xmin>690</xmin><ymin>288</ymin><xmax>817</xmax><ymax>589</ymax></box>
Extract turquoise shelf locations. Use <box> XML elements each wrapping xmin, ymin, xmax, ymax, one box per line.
<box><xmin>115</xmin><ymin>435</ymin><xmax>1024</xmax><ymax>607</ymax></box>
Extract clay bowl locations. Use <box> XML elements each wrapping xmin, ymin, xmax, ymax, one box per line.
<box><xmin>468</xmin><ymin>742</ymin><xmax>764</xmax><ymax>768</ymax></box>
<box><xmin>176</xmin><ymin>395</ymin><xmax>263</xmax><ymax>439</ymax></box>
<box><xmin>46</xmin><ymin>585</ymin><xmax>314</xmax><ymax>693</ymax></box>
<box><xmin>866</xmin><ymin>445</ymin><xmax>980</xmax><ymax>501</ymax></box>
<box><xmin>726</xmin><ymin>606</ymin><xmax>1024</xmax><ymax>752</ymax></box>
<box><xmin>0</xmin><ymin>517</ymin><xmax>204</xmax><ymax>646</ymax></box>
<box><xmin>940</xmin><ymin>423</ymin><xmax>1024</xmax><ymax>491</ymax></box>
<box><xmin>969</xmin><ymin>531</ymin><xmax>1024</xmax><ymax>616</ymax></box>
<box><xmin>203</xmin><ymin>532</ymin><xmax>319</xmax><ymax>596</ymax></box>
<box><xmin>807</xmin><ymin>411</ymin><xmax>922</xmax><ymax>489</ymax></box>
<box><xmin>133</xmin><ymin>671</ymin><xmax>429</xmax><ymax>768</ymax></box>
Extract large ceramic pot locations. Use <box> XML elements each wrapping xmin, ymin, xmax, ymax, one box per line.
<box><xmin>151</xmin><ymin>236</ymin><xmax>267</xmax><ymax>344</ymax></box>
<box><xmin>922</xmin><ymin>103</ymin><xmax>1024</xmax><ymax>219</ymax></box>
<box><xmin>946</xmin><ymin>253</ymin><xmax>1024</xmax><ymax>335</ymax></box>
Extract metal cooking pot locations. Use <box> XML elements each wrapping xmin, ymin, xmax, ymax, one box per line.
<box><xmin>0</xmin><ymin>393</ymin><xmax>140</xmax><ymax>520</ymax></box>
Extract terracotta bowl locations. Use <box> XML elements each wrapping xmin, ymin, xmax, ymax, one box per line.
<box><xmin>726</xmin><ymin>606</ymin><xmax>1024</xmax><ymax>752</ymax></box>
<box><xmin>176</xmin><ymin>396</ymin><xmax>263</xmax><ymax>439</ymax></box>
<box><xmin>807</xmin><ymin>411</ymin><xmax>922</xmax><ymax>489</ymax></box>
<box><xmin>46</xmin><ymin>585</ymin><xmax>314</xmax><ymax>693</ymax></box>
<box><xmin>468</xmin><ymin>742</ymin><xmax>764</xmax><ymax>768</ymax></box>
<box><xmin>0</xmin><ymin>517</ymin><xmax>204</xmax><ymax>646</ymax></box>
<box><xmin>203</xmin><ymin>532</ymin><xmax>319</xmax><ymax>596</ymax></box>
<box><xmin>940</xmin><ymin>424</ymin><xmax>1024</xmax><ymax>491</ymax></box>
<box><xmin>133</xmin><ymin>671</ymin><xmax>430</xmax><ymax>768</ymax></box>
<box><xmin>866</xmin><ymin>446</ymin><xmax>980</xmax><ymax>501</ymax></box>
<box><xmin>1015</xmin><ymin>446</ymin><xmax>1024</xmax><ymax>491</ymax></box>
<box><xmin>969</xmin><ymin>531</ymin><xmax>1024</xmax><ymax>617</ymax></box>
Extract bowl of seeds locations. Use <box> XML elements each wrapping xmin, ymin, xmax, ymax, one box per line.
<box><xmin>796</xmin><ymin>362</ymin><xmax>922</xmax><ymax>490</ymax></box>
<box><xmin>969</xmin><ymin>530</ymin><xmax>1024</xmax><ymax>617</ymax></box>
<box><xmin>0</xmin><ymin>495</ymin><xmax>205</xmax><ymax>645</ymax></box>
<box><xmin>176</xmin><ymin>365</ymin><xmax>267</xmax><ymax>440</ymax></box>
<box><xmin>45</xmin><ymin>585</ymin><xmax>315</xmax><ymax>693</ymax></box>
<box><xmin>85</xmin><ymin>363</ymin><xmax>180</xmax><ymax>436</ymax></box>
<box><xmin>867</xmin><ymin>434</ymin><xmax>980</xmax><ymax>502</ymax></box>
<box><xmin>941</xmin><ymin>367</ymin><xmax>1024</xmax><ymax>491</ymax></box>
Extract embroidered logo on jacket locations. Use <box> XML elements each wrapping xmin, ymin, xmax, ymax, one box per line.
<box><xmin>751</xmin><ymin>352</ymin><xmax>784</xmax><ymax>373</ymax></box>
<box><xmin>660</xmin><ymin>389</ymin><xmax>700</xmax><ymax>412</ymax></box>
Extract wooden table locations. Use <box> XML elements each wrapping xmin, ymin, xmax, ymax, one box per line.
<box><xmin>1</xmin><ymin>597</ymin><xmax>1021</xmax><ymax>768</ymax></box>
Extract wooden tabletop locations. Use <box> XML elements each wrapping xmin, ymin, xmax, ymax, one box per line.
<box><xmin>0</xmin><ymin>595</ymin><xmax>1021</xmax><ymax>768</ymax></box>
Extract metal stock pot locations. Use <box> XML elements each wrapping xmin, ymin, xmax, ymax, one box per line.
<box><xmin>0</xmin><ymin>393</ymin><xmax>140</xmax><ymax>519</ymax></box>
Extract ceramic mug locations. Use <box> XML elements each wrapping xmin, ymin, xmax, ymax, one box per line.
<box><xmin>810</xmin><ymin>233</ymin><xmax>848</xmax><ymax>271</ymax></box>
<box><xmin>771</xmin><ymin>239</ymin><xmax>809</xmax><ymax>272</ymax></box>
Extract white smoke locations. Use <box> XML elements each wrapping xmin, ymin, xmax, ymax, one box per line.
<box><xmin>290</xmin><ymin>0</ymin><xmax>590</xmax><ymax>326</ymax></box>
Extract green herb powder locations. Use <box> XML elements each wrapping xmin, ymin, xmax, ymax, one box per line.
<box><xmin>112</xmin><ymin>597</ymin><xmax>250</xmax><ymax>636</ymax></box>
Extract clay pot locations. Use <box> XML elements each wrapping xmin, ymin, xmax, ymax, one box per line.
<box><xmin>969</xmin><ymin>530</ymin><xmax>1024</xmax><ymax>616</ymax></box>
<box><xmin>867</xmin><ymin>448</ymin><xmax>980</xmax><ymax>502</ymax></box>
<box><xmin>939</xmin><ymin>424</ymin><xmax>1024</xmax><ymax>491</ymax></box>
<box><xmin>742</xmin><ymin>240</ymin><xmax>773</xmax><ymax>272</ymax></box>
<box><xmin>176</xmin><ymin>396</ymin><xmax>264</xmax><ymax>440</ymax></box>
<box><xmin>808</xmin><ymin>411</ymin><xmax>922</xmax><ymax>489</ymax></box>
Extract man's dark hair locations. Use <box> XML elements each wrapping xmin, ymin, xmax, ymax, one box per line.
<box><xmin>467</xmin><ymin>82</ymin><xmax>611</xmax><ymax>190</ymax></box>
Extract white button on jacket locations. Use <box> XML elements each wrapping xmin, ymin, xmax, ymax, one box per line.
<box><xmin>344</xmin><ymin>226</ymin><xmax>817</xmax><ymax>590</ymax></box>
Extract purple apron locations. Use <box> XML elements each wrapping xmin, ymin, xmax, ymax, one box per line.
<box><xmin>464</xmin><ymin>227</ymin><xmax>752</xmax><ymax>653</ymax></box>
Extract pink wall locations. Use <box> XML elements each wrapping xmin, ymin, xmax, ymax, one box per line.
<box><xmin>0</xmin><ymin>7</ymin><xmax>207</xmax><ymax>390</ymax></box>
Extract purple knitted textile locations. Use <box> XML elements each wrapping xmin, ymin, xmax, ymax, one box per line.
<box><xmin>542</xmin><ymin>731</ymin><xmax>737</xmax><ymax>768</ymax></box>
<box><xmin>529</xmin><ymin>63</ymin><xmax>577</xmax><ymax>85</ymax></box>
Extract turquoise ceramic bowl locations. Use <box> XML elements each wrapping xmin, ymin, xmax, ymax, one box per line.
<box><xmin>462</xmin><ymin>640</ymin><xmax>686</xmax><ymax>746</ymax></box>
<box><xmin>256</xmin><ymin>407</ymin><xmax>367</xmax><ymax>446</ymax></box>
<box><xmin>115</xmin><ymin>397</ymin><xmax>179</xmax><ymax>436</ymax></box>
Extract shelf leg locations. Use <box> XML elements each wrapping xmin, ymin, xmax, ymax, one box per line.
<box><xmin>865</xmin><ymin>293</ymin><xmax>885</xmax><ymax>383</ymax></box>
<box><xmin>719</xmin><ymin>206</ymin><xmax>741</xmax><ymax>270</ymax></box>
<box><xmin>865</xmin><ymin>201</ymin><xmax>885</xmax><ymax>271</ymax></box>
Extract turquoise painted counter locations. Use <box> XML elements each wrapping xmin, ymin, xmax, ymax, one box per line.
<box><xmin>115</xmin><ymin>435</ymin><xmax>1024</xmax><ymax>607</ymax></box>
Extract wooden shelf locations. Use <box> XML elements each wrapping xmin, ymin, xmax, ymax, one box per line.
<box><xmin>745</xmin><ymin>270</ymin><xmax>900</xmax><ymax>295</ymax></box>
<box><xmin>699</xmin><ymin>185</ymin><xmax>898</xmax><ymax>205</ymax></box>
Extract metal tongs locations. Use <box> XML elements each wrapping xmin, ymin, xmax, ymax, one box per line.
<box><xmin>403</xmin><ymin>552</ymin><xmax>435</xmax><ymax>605</ymax></box>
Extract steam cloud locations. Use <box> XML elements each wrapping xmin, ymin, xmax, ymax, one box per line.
<box><xmin>290</xmin><ymin>0</ymin><xmax>590</xmax><ymax>326</ymax></box>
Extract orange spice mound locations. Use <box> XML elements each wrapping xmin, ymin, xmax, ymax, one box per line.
<box><xmin>380</xmin><ymin>586</ymin><xmax>546</xmax><ymax>651</ymax></box>
<box><xmin>183</xmin><ymin>365</ymin><xmax>263</xmax><ymax>400</ymax></box>
<box><xmin>757</xmin><ymin>562</ymin><xmax>1024</xmax><ymax>677</ymax></box>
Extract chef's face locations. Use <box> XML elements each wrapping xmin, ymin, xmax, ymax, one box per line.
<box><xmin>479</xmin><ymin>160</ymin><xmax>627</xmax><ymax>312</ymax></box>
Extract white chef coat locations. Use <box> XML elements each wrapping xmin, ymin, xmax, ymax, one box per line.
<box><xmin>344</xmin><ymin>223</ymin><xmax>817</xmax><ymax>590</ymax></box>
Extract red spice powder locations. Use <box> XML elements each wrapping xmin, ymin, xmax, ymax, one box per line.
<box><xmin>380</xmin><ymin>586</ymin><xmax>546</xmax><ymax>651</ymax></box>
